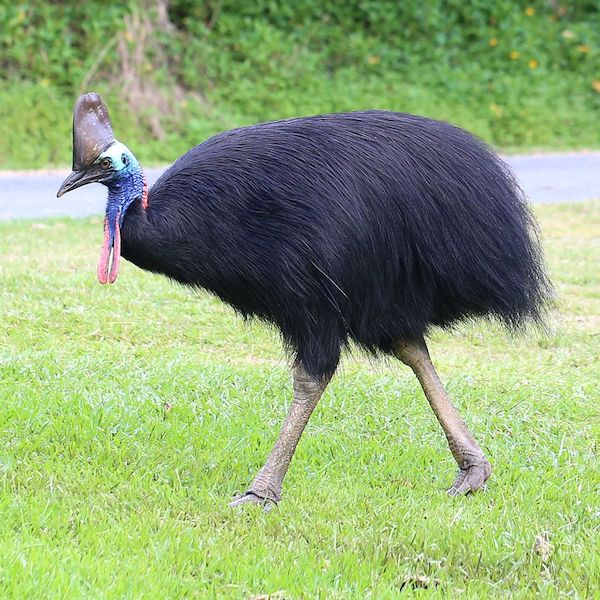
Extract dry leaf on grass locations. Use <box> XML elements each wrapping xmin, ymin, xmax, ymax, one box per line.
<box><xmin>533</xmin><ymin>531</ymin><xmax>553</xmax><ymax>562</ymax></box>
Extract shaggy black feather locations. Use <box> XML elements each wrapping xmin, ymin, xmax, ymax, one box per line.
<box><xmin>121</xmin><ymin>110</ymin><xmax>551</xmax><ymax>378</ymax></box>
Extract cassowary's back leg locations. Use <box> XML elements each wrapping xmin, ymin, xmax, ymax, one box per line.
<box><xmin>393</xmin><ymin>337</ymin><xmax>492</xmax><ymax>494</ymax></box>
<box><xmin>230</xmin><ymin>364</ymin><xmax>332</xmax><ymax>510</ymax></box>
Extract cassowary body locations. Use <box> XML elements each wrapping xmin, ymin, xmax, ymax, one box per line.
<box><xmin>58</xmin><ymin>93</ymin><xmax>550</xmax><ymax>507</ymax></box>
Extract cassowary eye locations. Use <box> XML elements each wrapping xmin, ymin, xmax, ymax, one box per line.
<box><xmin>100</xmin><ymin>157</ymin><xmax>111</xmax><ymax>169</ymax></box>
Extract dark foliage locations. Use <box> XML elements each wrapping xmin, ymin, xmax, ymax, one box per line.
<box><xmin>122</xmin><ymin>111</ymin><xmax>551</xmax><ymax>378</ymax></box>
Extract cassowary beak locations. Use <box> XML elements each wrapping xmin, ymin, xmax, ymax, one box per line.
<box><xmin>56</xmin><ymin>168</ymin><xmax>103</xmax><ymax>197</ymax></box>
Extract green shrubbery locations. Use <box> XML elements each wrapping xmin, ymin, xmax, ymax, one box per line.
<box><xmin>1</xmin><ymin>1</ymin><xmax>599</xmax><ymax>167</ymax></box>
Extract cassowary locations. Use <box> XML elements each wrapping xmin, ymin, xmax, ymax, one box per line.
<box><xmin>58</xmin><ymin>93</ymin><xmax>550</xmax><ymax>508</ymax></box>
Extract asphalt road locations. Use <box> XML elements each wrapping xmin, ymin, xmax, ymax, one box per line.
<box><xmin>1</xmin><ymin>153</ymin><xmax>599</xmax><ymax>220</ymax></box>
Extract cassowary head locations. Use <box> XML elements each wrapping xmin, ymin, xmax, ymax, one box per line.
<box><xmin>57</xmin><ymin>92</ymin><xmax>145</xmax><ymax>284</ymax></box>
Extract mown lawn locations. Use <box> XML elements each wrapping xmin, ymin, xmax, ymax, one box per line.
<box><xmin>0</xmin><ymin>202</ymin><xmax>598</xmax><ymax>598</ymax></box>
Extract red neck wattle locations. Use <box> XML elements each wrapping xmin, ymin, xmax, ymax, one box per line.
<box><xmin>97</xmin><ymin>209</ymin><xmax>122</xmax><ymax>284</ymax></box>
<box><xmin>141</xmin><ymin>176</ymin><xmax>149</xmax><ymax>210</ymax></box>
<box><xmin>97</xmin><ymin>174</ymin><xmax>147</xmax><ymax>285</ymax></box>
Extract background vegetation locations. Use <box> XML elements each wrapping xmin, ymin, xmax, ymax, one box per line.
<box><xmin>1</xmin><ymin>0</ymin><xmax>600</xmax><ymax>168</ymax></box>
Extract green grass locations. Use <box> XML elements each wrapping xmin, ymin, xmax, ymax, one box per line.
<box><xmin>0</xmin><ymin>202</ymin><xmax>599</xmax><ymax>598</ymax></box>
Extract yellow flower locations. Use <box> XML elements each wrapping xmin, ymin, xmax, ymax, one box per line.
<box><xmin>367</xmin><ymin>55</ymin><xmax>380</xmax><ymax>65</ymax></box>
<box><xmin>592</xmin><ymin>80</ymin><xmax>600</xmax><ymax>93</ymax></box>
<box><xmin>577</xmin><ymin>44</ymin><xmax>591</xmax><ymax>53</ymax></box>
<box><xmin>489</xmin><ymin>103</ymin><xmax>503</xmax><ymax>117</ymax></box>
<box><xmin>509</xmin><ymin>50</ymin><xmax>520</xmax><ymax>59</ymax></box>
<box><xmin>562</xmin><ymin>30</ymin><xmax>575</xmax><ymax>39</ymax></box>
<box><xmin>528</xmin><ymin>59</ymin><xmax>539</xmax><ymax>69</ymax></box>
<box><xmin>525</xmin><ymin>7</ymin><xmax>535</xmax><ymax>16</ymax></box>
<box><xmin>489</xmin><ymin>38</ymin><xmax>498</xmax><ymax>47</ymax></box>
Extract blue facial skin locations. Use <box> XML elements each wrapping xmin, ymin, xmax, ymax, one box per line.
<box><xmin>98</xmin><ymin>141</ymin><xmax>145</xmax><ymax>241</ymax></box>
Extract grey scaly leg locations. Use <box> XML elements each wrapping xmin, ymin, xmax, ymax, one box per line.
<box><xmin>393</xmin><ymin>337</ymin><xmax>492</xmax><ymax>495</ymax></box>
<box><xmin>230</xmin><ymin>364</ymin><xmax>331</xmax><ymax>509</ymax></box>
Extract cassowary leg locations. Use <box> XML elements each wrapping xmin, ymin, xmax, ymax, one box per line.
<box><xmin>393</xmin><ymin>337</ymin><xmax>492</xmax><ymax>495</ymax></box>
<box><xmin>230</xmin><ymin>364</ymin><xmax>331</xmax><ymax>510</ymax></box>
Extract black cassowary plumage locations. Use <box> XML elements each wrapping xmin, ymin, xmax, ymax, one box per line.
<box><xmin>58</xmin><ymin>98</ymin><xmax>553</xmax><ymax>502</ymax></box>
<box><xmin>121</xmin><ymin>111</ymin><xmax>549</xmax><ymax>378</ymax></box>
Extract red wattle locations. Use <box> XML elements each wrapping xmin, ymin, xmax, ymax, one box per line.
<box><xmin>141</xmin><ymin>177</ymin><xmax>149</xmax><ymax>210</ymax></box>
<box><xmin>98</xmin><ymin>217</ymin><xmax>111</xmax><ymax>284</ymax></box>
<box><xmin>108</xmin><ymin>214</ymin><xmax>121</xmax><ymax>284</ymax></box>
<box><xmin>97</xmin><ymin>210</ymin><xmax>122</xmax><ymax>284</ymax></box>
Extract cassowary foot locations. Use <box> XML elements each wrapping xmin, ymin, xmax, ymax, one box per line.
<box><xmin>229</xmin><ymin>489</ymin><xmax>280</xmax><ymax>512</ymax></box>
<box><xmin>447</xmin><ymin>457</ymin><xmax>492</xmax><ymax>496</ymax></box>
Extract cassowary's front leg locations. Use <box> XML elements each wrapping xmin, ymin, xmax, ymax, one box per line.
<box><xmin>393</xmin><ymin>337</ymin><xmax>492</xmax><ymax>495</ymax></box>
<box><xmin>230</xmin><ymin>364</ymin><xmax>331</xmax><ymax>509</ymax></box>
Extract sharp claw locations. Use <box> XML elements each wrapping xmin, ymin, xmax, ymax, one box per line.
<box><xmin>229</xmin><ymin>491</ymin><xmax>278</xmax><ymax>512</ymax></box>
<box><xmin>448</xmin><ymin>479</ymin><xmax>473</xmax><ymax>496</ymax></box>
<box><xmin>447</xmin><ymin>459</ymin><xmax>492</xmax><ymax>496</ymax></box>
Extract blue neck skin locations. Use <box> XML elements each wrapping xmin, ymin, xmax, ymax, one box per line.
<box><xmin>105</xmin><ymin>167</ymin><xmax>145</xmax><ymax>231</ymax></box>
<box><xmin>100</xmin><ymin>142</ymin><xmax>145</xmax><ymax>240</ymax></box>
